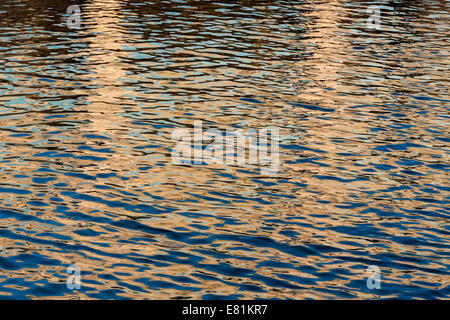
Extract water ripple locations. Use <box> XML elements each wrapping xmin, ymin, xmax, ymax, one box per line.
<box><xmin>0</xmin><ymin>0</ymin><xmax>448</xmax><ymax>299</ymax></box>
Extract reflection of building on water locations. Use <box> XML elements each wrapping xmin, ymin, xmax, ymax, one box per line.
<box><xmin>70</xmin><ymin>0</ymin><xmax>145</xmax><ymax>176</ymax></box>
<box><xmin>288</xmin><ymin>1</ymin><xmax>347</xmax><ymax>107</ymax></box>
<box><xmin>287</xmin><ymin>0</ymin><xmax>449</xmax><ymax>109</ymax></box>
<box><xmin>77</xmin><ymin>0</ymin><xmax>129</xmax><ymax>130</ymax></box>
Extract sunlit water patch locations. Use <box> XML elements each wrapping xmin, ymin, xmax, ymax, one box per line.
<box><xmin>0</xmin><ymin>0</ymin><xmax>448</xmax><ymax>299</ymax></box>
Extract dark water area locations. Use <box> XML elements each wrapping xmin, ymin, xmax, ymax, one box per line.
<box><xmin>0</xmin><ymin>0</ymin><xmax>448</xmax><ymax>299</ymax></box>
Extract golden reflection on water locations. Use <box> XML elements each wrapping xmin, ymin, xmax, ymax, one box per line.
<box><xmin>0</xmin><ymin>0</ymin><xmax>448</xmax><ymax>299</ymax></box>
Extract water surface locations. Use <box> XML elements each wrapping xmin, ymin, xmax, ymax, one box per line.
<box><xmin>0</xmin><ymin>0</ymin><xmax>448</xmax><ymax>299</ymax></box>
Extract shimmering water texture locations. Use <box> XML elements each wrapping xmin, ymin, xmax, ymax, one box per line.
<box><xmin>0</xmin><ymin>0</ymin><xmax>449</xmax><ymax>299</ymax></box>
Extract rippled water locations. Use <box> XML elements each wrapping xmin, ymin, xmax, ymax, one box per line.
<box><xmin>0</xmin><ymin>0</ymin><xmax>448</xmax><ymax>299</ymax></box>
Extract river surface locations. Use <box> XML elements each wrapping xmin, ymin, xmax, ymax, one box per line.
<box><xmin>0</xmin><ymin>0</ymin><xmax>448</xmax><ymax>299</ymax></box>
